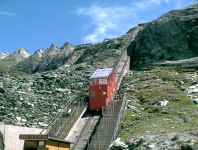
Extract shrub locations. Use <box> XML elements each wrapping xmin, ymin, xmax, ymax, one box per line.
<box><xmin>181</xmin><ymin>144</ymin><xmax>193</xmax><ymax>150</ymax></box>
<box><xmin>171</xmin><ymin>135</ymin><xmax>180</xmax><ymax>141</ymax></box>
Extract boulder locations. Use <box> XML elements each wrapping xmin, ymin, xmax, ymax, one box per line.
<box><xmin>127</xmin><ymin>105</ymin><xmax>139</xmax><ymax>112</ymax></box>
<box><xmin>130</xmin><ymin>78</ymin><xmax>140</xmax><ymax>84</ymax></box>
<box><xmin>16</xmin><ymin>117</ymin><xmax>21</xmax><ymax>122</ymax></box>
<box><xmin>38</xmin><ymin>122</ymin><xmax>48</xmax><ymax>127</ymax></box>
<box><xmin>0</xmin><ymin>87</ymin><xmax>5</xmax><ymax>93</ymax></box>
<box><xmin>155</xmin><ymin>101</ymin><xmax>169</xmax><ymax>106</ymax></box>
<box><xmin>113</xmin><ymin>138</ymin><xmax>128</xmax><ymax>149</ymax></box>
<box><xmin>55</xmin><ymin>88</ymin><xmax>71</xmax><ymax>94</ymax></box>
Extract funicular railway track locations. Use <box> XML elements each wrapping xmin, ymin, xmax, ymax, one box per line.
<box><xmin>39</xmin><ymin>26</ymin><xmax>140</xmax><ymax>150</ymax></box>
<box><xmin>85</xmin><ymin>27</ymin><xmax>140</xmax><ymax>150</ymax></box>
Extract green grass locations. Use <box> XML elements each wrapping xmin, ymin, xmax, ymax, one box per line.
<box><xmin>0</xmin><ymin>60</ymin><xmax>16</xmax><ymax>73</ymax></box>
<box><xmin>118</xmin><ymin>67</ymin><xmax>198</xmax><ymax>141</ymax></box>
<box><xmin>9</xmin><ymin>69</ymin><xmax>30</xmax><ymax>77</ymax></box>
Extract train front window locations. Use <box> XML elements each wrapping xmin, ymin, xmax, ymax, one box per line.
<box><xmin>90</xmin><ymin>79</ymin><xmax>99</xmax><ymax>85</ymax></box>
<box><xmin>99</xmin><ymin>78</ymin><xmax>107</xmax><ymax>85</ymax></box>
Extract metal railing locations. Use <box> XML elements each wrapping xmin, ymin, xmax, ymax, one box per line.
<box><xmin>110</xmin><ymin>93</ymin><xmax>127</xmax><ymax>145</ymax></box>
<box><xmin>48</xmin><ymin>98</ymin><xmax>88</xmax><ymax>139</ymax></box>
<box><xmin>55</xmin><ymin>107</ymin><xmax>77</xmax><ymax>136</ymax></box>
<box><xmin>39</xmin><ymin>96</ymin><xmax>76</xmax><ymax>134</ymax></box>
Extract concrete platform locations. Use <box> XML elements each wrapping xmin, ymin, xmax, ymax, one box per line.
<box><xmin>0</xmin><ymin>124</ymin><xmax>43</xmax><ymax>150</ymax></box>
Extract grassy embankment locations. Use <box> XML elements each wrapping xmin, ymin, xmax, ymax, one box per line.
<box><xmin>118</xmin><ymin>66</ymin><xmax>198</xmax><ymax>140</ymax></box>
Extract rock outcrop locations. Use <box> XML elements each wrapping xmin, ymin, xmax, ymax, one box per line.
<box><xmin>15</xmin><ymin>43</ymin><xmax>75</xmax><ymax>74</ymax></box>
<box><xmin>0</xmin><ymin>52</ymin><xmax>10</xmax><ymax>60</ymax></box>
<box><xmin>13</xmin><ymin>47</ymin><xmax>32</xmax><ymax>60</ymax></box>
<box><xmin>131</xmin><ymin>3</ymin><xmax>198</xmax><ymax>69</ymax></box>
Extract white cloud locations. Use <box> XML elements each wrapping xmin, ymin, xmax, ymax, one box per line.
<box><xmin>73</xmin><ymin>0</ymin><xmax>189</xmax><ymax>43</ymax></box>
<box><xmin>74</xmin><ymin>5</ymin><xmax>140</xmax><ymax>43</ymax></box>
<box><xmin>0</xmin><ymin>11</ymin><xmax>22</xmax><ymax>17</ymax></box>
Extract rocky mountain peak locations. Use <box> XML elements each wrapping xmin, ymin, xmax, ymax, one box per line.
<box><xmin>34</xmin><ymin>49</ymin><xmax>43</xmax><ymax>57</ymax></box>
<box><xmin>50</xmin><ymin>44</ymin><xmax>56</xmax><ymax>48</ymax></box>
<box><xmin>62</xmin><ymin>42</ymin><xmax>70</xmax><ymax>47</ymax></box>
<box><xmin>13</xmin><ymin>47</ymin><xmax>32</xmax><ymax>59</ymax></box>
<box><xmin>0</xmin><ymin>52</ymin><xmax>11</xmax><ymax>60</ymax></box>
<box><xmin>61</xmin><ymin>42</ymin><xmax>75</xmax><ymax>51</ymax></box>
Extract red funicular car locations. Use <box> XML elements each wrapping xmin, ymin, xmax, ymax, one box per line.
<box><xmin>89</xmin><ymin>68</ymin><xmax>116</xmax><ymax>111</ymax></box>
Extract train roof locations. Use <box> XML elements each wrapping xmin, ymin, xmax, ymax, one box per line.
<box><xmin>90</xmin><ymin>68</ymin><xmax>113</xmax><ymax>79</ymax></box>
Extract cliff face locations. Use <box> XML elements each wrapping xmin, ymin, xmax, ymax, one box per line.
<box><xmin>31</xmin><ymin>42</ymin><xmax>75</xmax><ymax>73</ymax></box>
<box><xmin>131</xmin><ymin>3</ymin><xmax>198</xmax><ymax>68</ymax></box>
<box><xmin>0</xmin><ymin>43</ymin><xmax>76</xmax><ymax>75</ymax></box>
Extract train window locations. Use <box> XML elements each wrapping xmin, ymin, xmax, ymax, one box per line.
<box><xmin>90</xmin><ymin>79</ymin><xmax>99</xmax><ymax>85</ymax></box>
<box><xmin>99</xmin><ymin>78</ymin><xmax>107</xmax><ymax>85</ymax></box>
<box><xmin>90</xmin><ymin>80</ymin><xmax>94</xmax><ymax>86</ymax></box>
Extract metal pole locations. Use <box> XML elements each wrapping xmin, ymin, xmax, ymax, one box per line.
<box><xmin>102</xmin><ymin>126</ymin><xmax>104</xmax><ymax>140</ymax></box>
<box><xmin>98</xmin><ymin>134</ymin><xmax>100</xmax><ymax>150</ymax></box>
<box><xmin>108</xmin><ymin>112</ymin><xmax>109</xmax><ymax>124</ymax></box>
<box><xmin>105</xmin><ymin>118</ymin><xmax>107</xmax><ymax>129</ymax></box>
<box><xmin>116</xmin><ymin>92</ymin><xmax>117</xmax><ymax>101</ymax></box>
<box><xmin>113</xmin><ymin>100</ymin><xmax>114</xmax><ymax>111</ymax></box>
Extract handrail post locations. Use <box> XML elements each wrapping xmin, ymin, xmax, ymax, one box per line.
<box><xmin>105</xmin><ymin>118</ymin><xmax>107</xmax><ymax>129</ymax></box>
<box><xmin>102</xmin><ymin>126</ymin><xmax>104</xmax><ymax>140</ymax></box>
<box><xmin>97</xmin><ymin>134</ymin><xmax>100</xmax><ymax>150</ymax></box>
<box><xmin>113</xmin><ymin>100</ymin><xmax>114</xmax><ymax>111</ymax></box>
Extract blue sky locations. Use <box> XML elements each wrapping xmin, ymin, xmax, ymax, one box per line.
<box><xmin>0</xmin><ymin>0</ymin><xmax>197</xmax><ymax>54</ymax></box>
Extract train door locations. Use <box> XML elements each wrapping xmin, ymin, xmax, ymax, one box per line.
<box><xmin>108</xmin><ymin>75</ymin><xmax>111</xmax><ymax>100</ymax></box>
<box><xmin>99</xmin><ymin>85</ymin><xmax>102</xmax><ymax>108</ymax></box>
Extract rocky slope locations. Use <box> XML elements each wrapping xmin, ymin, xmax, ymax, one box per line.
<box><xmin>131</xmin><ymin>3</ymin><xmax>198</xmax><ymax>69</ymax></box>
<box><xmin>0</xmin><ymin>34</ymin><xmax>130</xmax><ymax>128</ymax></box>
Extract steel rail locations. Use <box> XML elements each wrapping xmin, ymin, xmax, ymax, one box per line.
<box><xmin>87</xmin><ymin>27</ymin><xmax>140</xmax><ymax>149</ymax></box>
<box><xmin>71</xmin><ymin>115</ymin><xmax>92</xmax><ymax>150</ymax></box>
